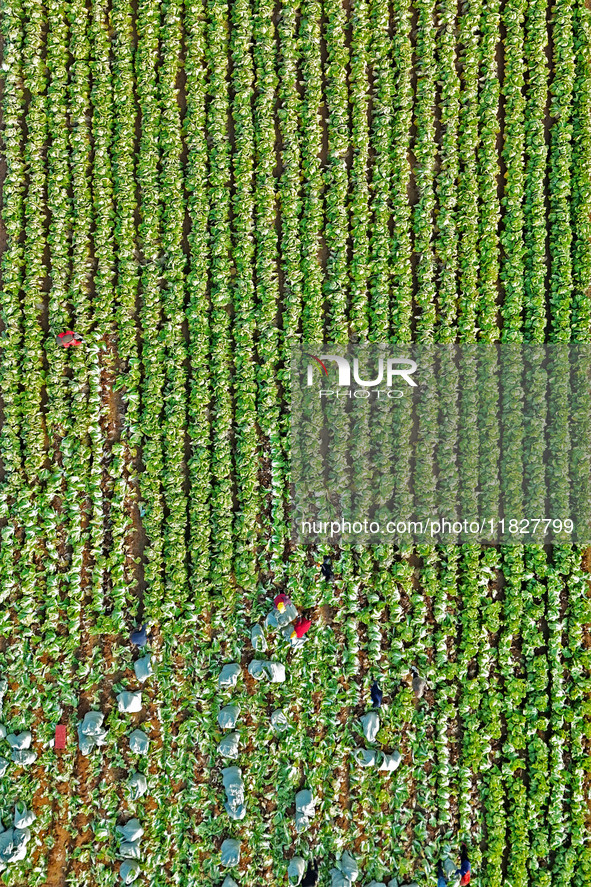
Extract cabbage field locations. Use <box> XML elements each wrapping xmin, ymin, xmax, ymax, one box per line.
<box><xmin>1</xmin><ymin>0</ymin><xmax>591</xmax><ymax>884</ymax></box>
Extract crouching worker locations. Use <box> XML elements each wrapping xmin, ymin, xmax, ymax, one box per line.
<box><xmin>274</xmin><ymin>592</ymin><xmax>292</xmax><ymax>614</ymax></box>
<box><xmin>267</xmin><ymin>593</ymin><xmax>298</xmax><ymax>630</ymax></box>
<box><xmin>290</xmin><ymin>615</ymin><xmax>312</xmax><ymax>642</ymax></box>
<box><xmin>370</xmin><ymin>679</ymin><xmax>383</xmax><ymax>708</ymax></box>
<box><xmin>455</xmin><ymin>843</ymin><xmax>471</xmax><ymax>885</ymax></box>
<box><xmin>283</xmin><ymin>614</ymin><xmax>313</xmax><ymax>649</ymax></box>
<box><xmin>302</xmin><ymin>859</ymin><xmax>318</xmax><ymax>886</ymax></box>
<box><xmin>57</xmin><ymin>331</ymin><xmax>84</xmax><ymax>347</ymax></box>
<box><xmin>320</xmin><ymin>557</ymin><xmax>334</xmax><ymax>581</ymax></box>
<box><xmin>437</xmin><ymin>861</ymin><xmax>448</xmax><ymax>887</ymax></box>
<box><xmin>130</xmin><ymin>624</ymin><xmax>150</xmax><ymax>647</ymax></box>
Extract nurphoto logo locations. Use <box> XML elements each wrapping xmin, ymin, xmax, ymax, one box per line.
<box><xmin>304</xmin><ymin>352</ymin><xmax>418</xmax><ymax>398</ymax></box>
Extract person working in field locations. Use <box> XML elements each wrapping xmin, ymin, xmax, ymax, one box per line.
<box><xmin>289</xmin><ymin>614</ymin><xmax>312</xmax><ymax>644</ymax></box>
<box><xmin>320</xmin><ymin>556</ymin><xmax>334</xmax><ymax>581</ymax></box>
<box><xmin>370</xmin><ymin>679</ymin><xmax>383</xmax><ymax>708</ymax></box>
<box><xmin>57</xmin><ymin>331</ymin><xmax>84</xmax><ymax>347</ymax></box>
<box><xmin>455</xmin><ymin>843</ymin><xmax>471</xmax><ymax>885</ymax></box>
<box><xmin>437</xmin><ymin>860</ymin><xmax>449</xmax><ymax>887</ymax></box>
<box><xmin>130</xmin><ymin>625</ymin><xmax>149</xmax><ymax>647</ymax></box>
<box><xmin>274</xmin><ymin>592</ymin><xmax>292</xmax><ymax>614</ymax></box>
<box><xmin>301</xmin><ymin>858</ymin><xmax>319</xmax><ymax>886</ymax></box>
<box><xmin>267</xmin><ymin>593</ymin><xmax>297</xmax><ymax>630</ymax></box>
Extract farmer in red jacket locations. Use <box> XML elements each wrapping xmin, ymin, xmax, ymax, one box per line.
<box><xmin>455</xmin><ymin>843</ymin><xmax>471</xmax><ymax>885</ymax></box>
<box><xmin>273</xmin><ymin>592</ymin><xmax>292</xmax><ymax>614</ymax></box>
<box><xmin>274</xmin><ymin>593</ymin><xmax>294</xmax><ymax>616</ymax></box>
<box><xmin>57</xmin><ymin>331</ymin><xmax>84</xmax><ymax>347</ymax></box>
<box><xmin>290</xmin><ymin>615</ymin><xmax>312</xmax><ymax>641</ymax></box>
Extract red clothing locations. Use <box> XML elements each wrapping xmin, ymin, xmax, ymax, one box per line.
<box><xmin>55</xmin><ymin>725</ymin><xmax>67</xmax><ymax>749</ymax></box>
<box><xmin>459</xmin><ymin>859</ymin><xmax>471</xmax><ymax>885</ymax></box>
<box><xmin>58</xmin><ymin>331</ymin><xmax>82</xmax><ymax>347</ymax></box>
<box><xmin>274</xmin><ymin>593</ymin><xmax>291</xmax><ymax>609</ymax></box>
<box><xmin>293</xmin><ymin>617</ymin><xmax>311</xmax><ymax>638</ymax></box>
